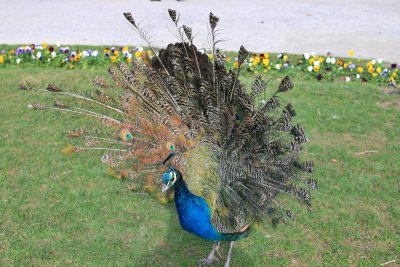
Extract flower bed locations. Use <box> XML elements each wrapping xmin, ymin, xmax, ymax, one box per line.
<box><xmin>0</xmin><ymin>43</ymin><xmax>398</xmax><ymax>86</ymax></box>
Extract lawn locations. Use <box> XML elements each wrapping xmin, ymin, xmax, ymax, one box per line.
<box><xmin>0</xmin><ymin>64</ymin><xmax>399</xmax><ymax>266</ymax></box>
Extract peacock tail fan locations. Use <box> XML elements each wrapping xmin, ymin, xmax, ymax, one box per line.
<box><xmin>24</xmin><ymin>9</ymin><xmax>315</xmax><ymax>231</ymax></box>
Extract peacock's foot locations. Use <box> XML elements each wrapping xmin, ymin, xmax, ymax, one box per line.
<box><xmin>199</xmin><ymin>255</ymin><xmax>218</xmax><ymax>266</ymax></box>
<box><xmin>198</xmin><ymin>242</ymin><xmax>221</xmax><ymax>266</ymax></box>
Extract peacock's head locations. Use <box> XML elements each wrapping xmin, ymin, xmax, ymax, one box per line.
<box><xmin>161</xmin><ymin>168</ymin><xmax>181</xmax><ymax>193</ymax></box>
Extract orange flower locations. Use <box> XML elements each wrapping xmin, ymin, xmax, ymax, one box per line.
<box><xmin>0</xmin><ymin>56</ymin><xmax>4</xmax><ymax>64</ymax></box>
<box><xmin>111</xmin><ymin>56</ymin><xmax>117</xmax><ymax>63</ymax></box>
<box><xmin>127</xmin><ymin>57</ymin><xmax>132</xmax><ymax>63</ymax></box>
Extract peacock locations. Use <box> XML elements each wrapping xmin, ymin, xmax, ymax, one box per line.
<box><xmin>24</xmin><ymin>9</ymin><xmax>315</xmax><ymax>266</ymax></box>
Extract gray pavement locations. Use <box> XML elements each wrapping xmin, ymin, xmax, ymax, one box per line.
<box><xmin>0</xmin><ymin>0</ymin><xmax>399</xmax><ymax>61</ymax></box>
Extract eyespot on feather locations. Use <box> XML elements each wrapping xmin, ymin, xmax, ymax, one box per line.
<box><xmin>119</xmin><ymin>129</ymin><xmax>133</xmax><ymax>141</ymax></box>
<box><xmin>165</xmin><ymin>142</ymin><xmax>175</xmax><ymax>151</ymax></box>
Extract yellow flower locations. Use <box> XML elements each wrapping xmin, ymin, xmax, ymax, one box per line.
<box><xmin>69</xmin><ymin>64</ymin><xmax>74</xmax><ymax>69</ymax></box>
<box><xmin>390</xmin><ymin>76</ymin><xmax>395</xmax><ymax>82</ymax></box>
<box><xmin>348</xmin><ymin>50</ymin><xmax>355</xmax><ymax>57</ymax></box>
<box><xmin>357</xmin><ymin>67</ymin><xmax>364</xmax><ymax>73</ymax></box>
<box><xmin>113</xmin><ymin>51</ymin><xmax>119</xmax><ymax>56</ymax></box>
<box><xmin>318</xmin><ymin>57</ymin><xmax>324</xmax><ymax>63</ymax></box>
<box><xmin>392</xmin><ymin>72</ymin><xmax>397</xmax><ymax>78</ymax></box>
<box><xmin>0</xmin><ymin>56</ymin><xmax>3</xmax><ymax>64</ymax></box>
<box><xmin>111</xmin><ymin>56</ymin><xmax>117</xmax><ymax>62</ymax></box>
<box><xmin>252</xmin><ymin>56</ymin><xmax>260</xmax><ymax>64</ymax></box>
<box><xmin>262</xmin><ymin>58</ymin><xmax>270</xmax><ymax>66</ymax></box>
<box><xmin>10</xmin><ymin>49</ymin><xmax>15</xmax><ymax>55</ymax></box>
<box><xmin>283</xmin><ymin>55</ymin><xmax>288</xmax><ymax>62</ymax></box>
<box><xmin>337</xmin><ymin>59</ymin><xmax>343</xmax><ymax>66</ymax></box>
<box><xmin>372</xmin><ymin>73</ymin><xmax>378</xmax><ymax>77</ymax></box>
<box><xmin>104</xmin><ymin>48</ymin><xmax>110</xmax><ymax>54</ymax></box>
<box><xmin>127</xmin><ymin>57</ymin><xmax>132</xmax><ymax>63</ymax></box>
<box><xmin>208</xmin><ymin>54</ymin><xmax>213</xmax><ymax>60</ymax></box>
<box><xmin>309</xmin><ymin>58</ymin><xmax>315</xmax><ymax>65</ymax></box>
<box><xmin>376</xmin><ymin>67</ymin><xmax>382</xmax><ymax>73</ymax></box>
<box><xmin>233</xmin><ymin>61</ymin><xmax>239</xmax><ymax>68</ymax></box>
<box><xmin>74</xmin><ymin>55</ymin><xmax>81</xmax><ymax>62</ymax></box>
<box><xmin>263</xmin><ymin>53</ymin><xmax>269</xmax><ymax>59</ymax></box>
<box><xmin>135</xmin><ymin>51</ymin><xmax>142</xmax><ymax>58</ymax></box>
<box><xmin>313</xmin><ymin>65</ymin><xmax>320</xmax><ymax>72</ymax></box>
<box><xmin>368</xmin><ymin>66</ymin><xmax>374</xmax><ymax>74</ymax></box>
<box><xmin>343</xmin><ymin>63</ymin><xmax>348</xmax><ymax>68</ymax></box>
<box><xmin>42</xmin><ymin>42</ymin><xmax>47</xmax><ymax>49</ymax></box>
<box><xmin>122</xmin><ymin>46</ymin><xmax>129</xmax><ymax>52</ymax></box>
<box><xmin>226</xmin><ymin>56</ymin><xmax>231</xmax><ymax>63</ymax></box>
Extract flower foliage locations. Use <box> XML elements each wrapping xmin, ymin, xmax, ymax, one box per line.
<box><xmin>0</xmin><ymin>44</ymin><xmax>398</xmax><ymax>86</ymax></box>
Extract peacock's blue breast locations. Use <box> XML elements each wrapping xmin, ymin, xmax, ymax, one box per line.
<box><xmin>174</xmin><ymin>180</ymin><xmax>221</xmax><ymax>241</ymax></box>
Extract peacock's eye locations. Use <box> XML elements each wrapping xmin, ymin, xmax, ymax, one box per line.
<box><xmin>126</xmin><ymin>132</ymin><xmax>132</xmax><ymax>140</ymax></box>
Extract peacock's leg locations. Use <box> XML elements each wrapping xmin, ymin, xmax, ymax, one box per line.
<box><xmin>199</xmin><ymin>242</ymin><xmax>219</xmax><ymax>265</ymax></box>
<box><xmin>224</xmin><ymin>241</ymin><xmax>234</xmax><ymax>267</ymax></box>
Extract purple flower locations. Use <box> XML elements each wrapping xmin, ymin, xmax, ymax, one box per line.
<box><xmin>123</xmin><ymin>51</ymin><xmax>129</xmax><ymax>57</ymax></box>
<box><xmin>59</xmin><ymin>47</ymin><xmax>64</xmax><ymax>53</ymax></box>
<box><xmin>64</xmin><ymin>48</ymin><xmax>70</xmax><ymax>54</ymax></box>
<box><xmin>105</xmin><ymin>53</ymin><xmax>109</xmax><ymax>57</ymax></box>
<box><xmin>71</xmin><ymin>51</ymin><xmax>76</xmax><ymax>58</ymax></box>
<box><xmin>391</xmin><ymin>63</ymin><xmax>397</xmax><ymax>69</ymax></box>
<box><xmin>111</xmin><ymin>46</ymin><xmax>115</xmax><ymax>52</ymax></box>
<box><xmin>26</xmin><ymin>47</ymin><xmax>32</xmax><ymax>53</ymax></box>
<box><xmin>349</xmin><ymin>64</ymin><xmax>355</xmax><ymax>69</ymax></box>
<box><xmin>87</xmin><ymin>49</ymin><xmax>92</xmax><ymax>56</ymax></box>
<box><xmin>119</xmin><ymin>46</ymin><xmax>123</xmax><ymax>51</ymax></box>
<box><xmin>65</xmin><ymin>56</ymin><xmax>70</xmax><ymax>62</ymax></box>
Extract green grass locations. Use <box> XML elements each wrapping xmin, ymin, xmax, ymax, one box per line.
<box><xmin>1</xmin><ymin>65</ymin><xmax>399</xmax><ymax>266</ymax></box>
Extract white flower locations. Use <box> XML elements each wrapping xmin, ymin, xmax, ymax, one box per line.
<box><xmin>326</xmin><ymin>57</ymin><xmax>331</xmax><ymax>64</ymax></box>
<box><xmin>136</xmin><ymin>46</ymin><xmax>144</xmax><ymax>52</ymax></box>
<box><xmin>249</xmin><ymin>57</ymin><xmax>254</xmax><ymax>63</ymax></box>
<box><xmin>332</xmin><ymin>115</ymin><xmax>337</xmax><ymax>119</ymax></box>
<box><xmin>377</xmin><ymin>58</ymin><xmax>383</xmax><ymax>64</ymax></box>
<box><xmin>303</xmin><ymin>53</ymin><xmax>310</xmax><ymax>60</ymax></box>
<box><xmin>313</xmin><ymin>60</ymin><xmax>320</xmax><ymax>66</ymax></box>
<box><xmin>36</xmin><ymin>51</ymin><xmax>42</xmax><ymax>58</ymax></box>
<box><xmin>371</xmin><ymin>59</ymin><xmax>376</xmax><ymax>65</ymax></box>
<box><xmin>92</xmin><ymin>50</ymin><xmax>99</xmax><ymax>57</ymax></box>
<box><xmin>277</xmin><ymin>53</ymin><xmax>283</xmax><ymax>59</ymax></box>
<box><xmin>82</xmin><ymin>50</ymin><xmax>88</xmax><ymax>58</ymax></box>
<box><xmin>47</xmin><ymin>58</ymin><xmax>51</xmax><ymax>62</ymax></box>
<box><xmin>310</xmin><ymin>51</ymin><xmax>316</xmax><ymax>57</ymax></box>
<box><xmin>260</xmin><ymin>99</ymin><xmax>266</xmax><ymax>105</ymax></box>
<box><xmin>16</xmin><ymin>58</ymin><xmax>21</xmax><ymax>64</ymax></box>
<box><xmin>275</xmin><ymin>64</ymin><xmax>281</xmax><ymax>70</ymax></box>
<box><xmin>307</xmin><ymin>66</ymin><xmax>313</xmax><ymax>72</ymax></box>
<box><xmin>356</xmin><ymin>74</ymin><xmax>360</xmax><ymax>79</ymax></box>
<box><xmin>329</xmin><ymin>57</ymin><xmax>336</xmax><ymax>64</ymax></box>
<box><xmin>345</xmin><ymin>76</ymin><xmax>351</xmax><ymax>82</ymax></box>
<box><xmin>51</xmin><ymin>51</ymin><xmax>56</xmax><ymax>58</ymax></box>
<box><xmin>56</xmin><ymin>42</ymin><xmax>61</xmax><ymax>47</ymax></box>
<box><xmin>31</xmin><ymin>55</ymin><xmax>35</xmax><ymax>59</ymax></box>
<box><xmin>127</xmin><ymin>53</ymin><xmax>132</xmax><ymax>59</ymax></box>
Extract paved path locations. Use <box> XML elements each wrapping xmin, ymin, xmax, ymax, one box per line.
<box><xmin>1</xmin><ymin>0</ymin><xmax>399</xmax><ymax>62</ymax></box>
